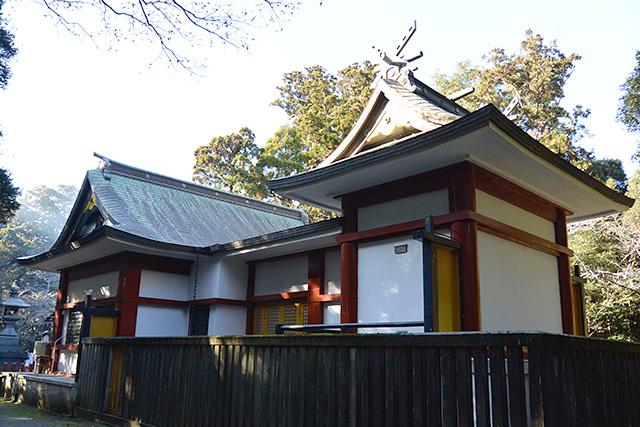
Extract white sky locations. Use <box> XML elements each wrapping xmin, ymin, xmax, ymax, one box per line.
<box><xmin>0</xmin><ymin>0</ymin><xmax>638</xmax><ymax>192</ymax></box>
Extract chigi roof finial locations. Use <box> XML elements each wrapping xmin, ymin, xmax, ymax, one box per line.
<box><xmin>373</xmin><ymin>20</ymin><xmax>423</xmax><ymax>91</ymax></box>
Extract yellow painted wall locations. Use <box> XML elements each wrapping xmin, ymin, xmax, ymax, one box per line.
<box><xmin>436</xmin><ymin>245</ymin><xmax>461</xmax><ymax>332</ymax></box>
<box><xmin>89</xmin><ymin>315</ymin><xmax>117</xmax><ymax>338</ymax></box>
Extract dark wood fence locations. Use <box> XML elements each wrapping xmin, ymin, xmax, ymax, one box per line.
<box><xmin>76</xmin><ymin>332</ymin><xmax>640</xmax><ymax>426</ymax></box>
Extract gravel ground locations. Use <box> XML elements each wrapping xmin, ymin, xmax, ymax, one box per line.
<box><xmin>0</xmin><ymin>399</ymin><xmax>109</xmax><ymax>427</ymax></box>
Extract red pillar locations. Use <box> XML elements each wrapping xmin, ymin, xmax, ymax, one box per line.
<box><xmin>449</xmin><ymin>162</ymin><xmax>481</xmax><ymax>331</ymax></box>
<box><xmin>555</xmin><ymin>208</ymin><xmax>575</xmax><ymax>335</ymax></box>
<box><xmin>116</xmin><ymin>264</ymin><xmax>141</xmax><ymax>337</ymax></box>
<box><xmin>51</xmin><ymin>270</ymin><xmax>69</xmax><ymax>371</ymax></box>
<box><xmin>307</xmin><ymin>251</ymin><xmax>325</xmax><ymax>324</ymax></box>
<box><xmin>340</xmin><ymin>242</ymin><xmax>358</xmax><ymax>325</ymax></box>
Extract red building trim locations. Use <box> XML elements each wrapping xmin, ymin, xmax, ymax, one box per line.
<box><xmin>449</xmin><ymin>162</ymin><xmax>481</xmax><ymax>331</ymax></box>
<box><xmin>117</xmin><ymin>265</ymin><xmax>141</xmax><ymax>337</ymax></box>
<box><xmin>245</xmin><ymin>263</ymin><xmax>256</xmax><ymax>334</ymax></box>
<box><xmin>474</xmin><ymin>213</ymin><xmax>573</xmax><ymax>257</ymax></box>
<box><xmin>475</xmin><ymin>165</ymin><xmax>571</xmax><ymax>222</ymax></box>
<box><xmin>51</xmin><ymin>269</ymin><xmax>69</xmax><ymax>371</ymax></box>
<box><xmin>555</xmin><ymin>208</ymin><xmax>575</xmax><ymax>334</ymax></box>
<box><xmin>340</xmin><ymin>242</ymin><xmax>358</xmax><ymax>325</ymax></box>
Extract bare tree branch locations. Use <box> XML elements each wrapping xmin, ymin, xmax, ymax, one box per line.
<box><xmin>35</xmin><ymin>0</ymin><xmax>303</xmax><ymax>70</ymax></box>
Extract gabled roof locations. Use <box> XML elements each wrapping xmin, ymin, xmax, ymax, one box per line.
<box><xmin>19</xmin><ymin>157</ymin><xmax>307</xmax><ymax>270</ymax></box>
<box><xmin>268</xmin><ymin>77</ymin><xmax>633</xmax><ymax>222</ymax></box>
<box><xmin>320</xmin><ymin>77</ymin><xmax>465</xmax><ymax>166</ymax></box>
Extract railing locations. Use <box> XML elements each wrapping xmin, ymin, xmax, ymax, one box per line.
<box><xmin>274</xmin><ymin>320</ymin><xmax>425</xmax><ymax>334</ymax></box>
<box><xmin>76</xmin><ymin>332</ymin><xmax>640</xmax><ymax>426</ymax></box>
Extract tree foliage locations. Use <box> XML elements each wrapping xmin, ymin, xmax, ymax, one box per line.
<box><xmin>570</xmin><ymin>172</ymin><xmax>640</xmax><ymax>342</ymax></box>
<box><xmin>193</xmin><ymin>127</ymin><xmax>267</xmax><ymax>198</ymax></box>
<box><xmin>433</xmin><ymin>30</ymin><xmax>626</xmax><ymax>189</ymax></box>
<box><xmin>0</xmin><ymin>0</ymin><xmax>16</xmax><ymax>91</ymax></box>
<box><xmin>617</xmin><ymin>50</ymin><xmax>640</xmax><ymax>157</ymax></box>
<box><xmin>39</xmin><ymin>0</ymin><xmax>302</xmax><ymax>69</ymax></box>
<box><xmin>0</xmin><ymin>168</ymin><xmax>20</xmax><ymax>224</ymax></box>
<box><xmin>194</xmin><ymin>62</ymin><xmax>376</xmax><ymax>221</ymax></box>
<box><xmin>273</xmin><ymin>61</ymin><xmax>377</xmax><ymax>166</ymax></box>
<box><xmin>0</xmin><ymin>185</ymin><xmax>78</xmax><ymax>350</ymax></box>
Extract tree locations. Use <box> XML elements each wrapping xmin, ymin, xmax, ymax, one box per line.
<box><xmin>0</xmin><ymin>0</ymin><xmax>20</xmax><ymax>223</ymax></box>
<box><xmin>0</xmin><ymin>168</ymin><xmax>20</xmax><ymax>224</ymax></box>
<box><xmin>434</xmin><ymin>33</ymin><xmax>581</xmax><ymax>158</ymax></box>
<box><xmin>193</xmin><ymin>127</ymin><xmax>268</xmax><ymax>198</ymax></box>
<box><xmin>570</xmin><ymin>171</ymin><xmax>640</xmax><ymax>342</ymax></box>
<box><xmin>0</xmin><ymin>185</ymin><xmax>78</xmax><ymax>350</ymax></box>
<box><xmin>195</xmin><ymin>62</ymin><xmax>376</xmax><ymax>222</ymax></box>
<box><xmin>0</xmin><ymin>0</ymin><xmax>16</xmax><ymax>91</ymax></box>
<box><xmin>39</xmin><ymin>0</ymin><xmax>302</xmax><ymax>69</ymax></box>
<box><xmin>433</xmin><ymin>30</ymin><xmax>626</xmax><ymax>187</ymax></box>
<box><xmin>617</xmin><ymin>51</ymin><xmax>640</xmax><ymax>158</ymax></box>
<box><xmin>273</xmin><ymin>61</ymin><xmax>377</xmax><ymax>166</ymax></box>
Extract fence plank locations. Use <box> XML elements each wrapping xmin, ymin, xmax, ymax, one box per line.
<box><xmin>455</xmin><ymin>346</ymin><xmax>473</xmax><ymax>427</ymax></box>
<box><xmin>489</xmin><ymin>346</ymin><xmax>508</xmax><ymax>427</ymax></box>
<box><xmin>472</xmin><ymin>346</ymin><xmax>491</xmax><ymax>427</ymax></box>
<box><xmin>506</xmin><ymin>345</ymin><xmax>527</xmax><ymax>426</ymax></box>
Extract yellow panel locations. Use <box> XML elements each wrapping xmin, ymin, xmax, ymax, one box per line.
<box><xmin>436</xmin><ymin>245</ymin><xmax>461</xmax><ymax>332</ymax></box>
<box><xmin>89</xmin><ymin>315</ymin><xmax>117</xmax><ymax>338</ymax></box>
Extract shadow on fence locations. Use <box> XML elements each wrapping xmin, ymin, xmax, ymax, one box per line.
<box><xmin>75</xmin><ymin>332</ymin><xmax>640</xmax><ymax>426</ymax></box>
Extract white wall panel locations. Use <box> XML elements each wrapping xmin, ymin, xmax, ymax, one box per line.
<box><xmin>478</xmin><ymin>231</ymin><xmax>563</xmax><ymax>333</ymax></box>
<box><xmin>324</xmin><ymin>302</ymin><xmax>341</xmax><ymax>325</ymax></box>
<box><xmin>66</xmin><ymin>271</ymin><xmax>119</xmax><ymax>303</ymax></box>
<box><xmin>324</xmin><ymin>250</ymin><xmax>341</xmax><ymax>294</ymax></box>
<box><xmin>208</xmin><ymin>305</ymin><xmax>246</xmax><ymax>336</ymax></box>
<box><xmin>476</xmin><ymin>190</ymin><xmax>556</xmax><ymax>241</ymax></box>
<box><xmin>135</xmin><ymin>305</ymin><xmax>189</xmax><ymax>337</ymax></box>
<box><xmin>139</xmin><ymin>270</ymin><xmax>189</xmax><ymax>301</ymax></box>
<box><xmin>358</xmin><ymin>236</ymin><xmax>424</xmax><ymax>333</ymax></box>
<box><xmin>358</xmin><ymin>189</ymin><xmax>449</xmax><ymax>231</ymax></box>
<box><xmin>57</xmin><ymin>350</ymin><xmax>78</xmax><ymax>374</ymax></box>
<box><xmin>254</xmin><ymin>256</ymin><xmax>308</xmax><ymax>296</ymax></box>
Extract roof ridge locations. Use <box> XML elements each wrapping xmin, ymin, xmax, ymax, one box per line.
<box><xmin>92</xmin><ymin>154</ymin><xmax>305</xmax><ymax>221</ymax></box>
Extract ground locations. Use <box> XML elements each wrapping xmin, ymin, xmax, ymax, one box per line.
<box><xmin>0</xmin><ymin>399</ymin><xmax>108</xmax><ymax>426</ymax></box>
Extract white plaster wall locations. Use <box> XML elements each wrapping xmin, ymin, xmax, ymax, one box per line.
<box><xmin>139</xmin><ymin>270</ymin><xmax>190</xmax><ymax>301</ymax></box>
<box><xmin>476</xmin><ymin>190</ymin><xmax>556</xmax><ymax>242</ymax></box>
<box><xmin>57</xmin><ymin>349</ymin><xmax>77</xmax><ymax>374</ymax></box>
<box><xmin>324</xmin><ymin>250</ymin><xmax>341</xmax><ymax>294</ymax></box>
<box><xmin>254</xmin><ymin>256</ymin><xmax>308</xmax><ymax>296</ymax></box>
<box><xmin>217</xmin><ymin>258</ymin><xmax>249</xmax><ymax>300</ymax></box>
<box><xmin>135</xmin><ymin>305</ymin><xmax>189</xmax><ymax>337</ymax></box>
<box><xmin>191</xmin><ymin>257</ymin><xmax>248</xmax><ymax>301</ymax></box>
<box><xmin>358</xmin><ymin>236</ymin><xmax>424</xmax><ymax>333</ymax></box>
<box><xmin>358</xmin><ymin>189</ymin><xmax>449</xmax><ymax>231</ymax></box>
<box><xmin>66</xmin><ymin>271</ymin><xmax>119</xmax><ymax>303</ymax></box>
<box><xmin>324</xmin><ymin>302</ymin><xmax>341</xmax><ymax>325</ymax></box>
<box><xmin>208</xmin><ymin>305</ymin><xmax>247</xmax><ymax>336</ymax></box>
<box><xmin>478</xmin><ymin>231</ymin><xmax>563</xmax><ymax>333</ymax></box>
<box><xmin>191</xmin><ymin>257</ymin><xmax>220</xmax><ymax>300</ymax></box>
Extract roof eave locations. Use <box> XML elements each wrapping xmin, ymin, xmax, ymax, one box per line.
<box><xmin>268</xmin><ymin>105</ymin><xmax>633</xmax><ymax>211</ymax></box>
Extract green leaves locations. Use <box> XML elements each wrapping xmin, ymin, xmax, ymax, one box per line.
<box><xmin>617</xmin><ymin>51</ymin><xmax>640</xmax><ymax>158</ymax></box>
<box><xmin>273</xmin><ymin>61</ymin><xmax>377</xmax><ymax>166</ymax></box>
<box><xmin>434</xmin><ymin>29</ymin><xmax>626</xmax><ymax>188</ymax></box>
<box><xmin>193</xmin><ymin>127</ymin><xmax>268</xmax><ymax>198</ymax></box>
<box><xmin>194</xmin><ymin>61</ymin><xmax>377</xmax><ymax>222</ymax></box>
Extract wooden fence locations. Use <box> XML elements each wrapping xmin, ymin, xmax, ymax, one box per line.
<box><xmin>76</xmin><ymin>332</ymin><xmax>640</xmax><ymax>426</ymax></box>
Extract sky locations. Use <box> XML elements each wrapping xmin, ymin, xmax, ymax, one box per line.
<box><xmin>0</xmin><ymin>0</ymin><xmax>639</xmax><ymax>193</ymax></box>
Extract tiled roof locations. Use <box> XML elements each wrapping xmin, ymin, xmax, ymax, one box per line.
<box><xmin>85</xmin><ymin>159</ymin><xmax>306</xmax><ymax>248</ymax></box>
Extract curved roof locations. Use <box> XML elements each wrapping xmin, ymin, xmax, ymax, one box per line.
<box><xmin>269</xmin><ymin>104</ymin><xmax>633</xmax><ymax>222</ymax></box>
<box><xmin>19</xmin><ymin>157</ymin><xmax>307</xmax><ymax>270</ymax></box>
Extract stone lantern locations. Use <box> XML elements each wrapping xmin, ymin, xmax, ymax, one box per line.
<box><xmin>0</xmin><ymin>284</ymin><xmax>30</xmax><ymax>369</ymax></box>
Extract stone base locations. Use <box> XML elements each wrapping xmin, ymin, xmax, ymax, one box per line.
<box><xmin>0</xmin><ymin>372</ymin><xmax>76</xmax><ymax>416</ymax></box>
